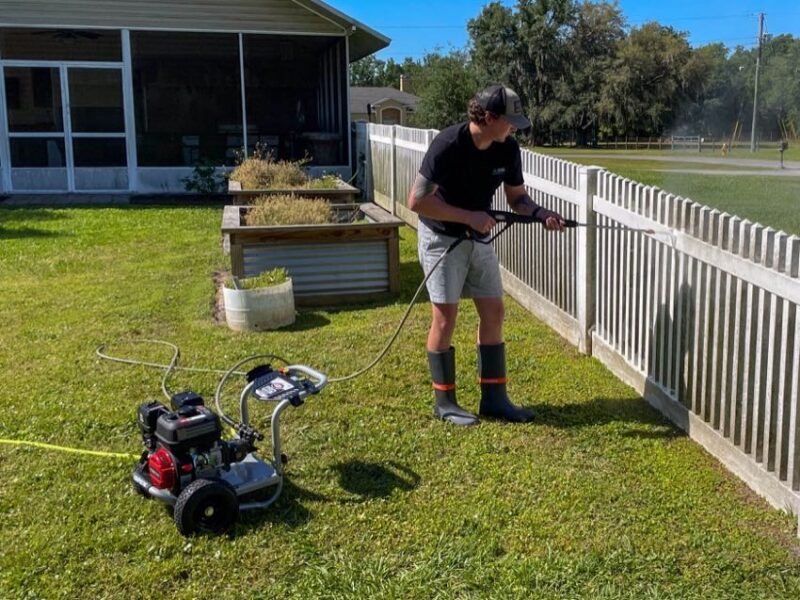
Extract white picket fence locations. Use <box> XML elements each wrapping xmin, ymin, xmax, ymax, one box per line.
<box><xmin>366</xmin><ymin>123</ymin><xmax>800</xmax><ymax>531</ymax></box>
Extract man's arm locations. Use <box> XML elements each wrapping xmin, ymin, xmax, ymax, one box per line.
<box><xmin>504</xmin><ymin>183</ymin><xmax>564</xmax><ymax>231</ymax></box>
<box><xmin>408</xmin><ymin>174</ymin><xmax>496</xmax><ymax>235</ymax></box>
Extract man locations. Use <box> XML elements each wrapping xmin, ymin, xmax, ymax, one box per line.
<box><xmin>408</xmin><ymin>84</ymin><xmax>564</xmax><ymax>426</ymax></box>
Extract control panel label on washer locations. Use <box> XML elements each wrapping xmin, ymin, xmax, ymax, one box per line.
<box><xmin>256</xmin><ymin>376</ymin><xmax>295</xmax><ymax>398</ymax></box>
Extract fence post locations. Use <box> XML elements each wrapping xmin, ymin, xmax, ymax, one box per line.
<box><xmin>363</xmin><ymin>122</ymin><xmax>372</xmax><ymax>201</ymax></box>
<box><xmin>577</xmin><ymin>166</ymin><xmax>599</xmax><ymax>355</ymax></box>
<box><xmin>389</xmin><ymin>126</ymin><xmax>397</xmax><ymax>216</ymax></box>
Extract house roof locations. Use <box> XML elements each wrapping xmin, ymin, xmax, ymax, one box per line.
<box><xmin>293</xmin><ymin>0</ymin><xmax>390</xmax><ymax>60</ymax></box>
<box><xmin>0</xmin><ymin>0</ymin><xmax>390</xmax><ymax>62</ymax></box>
<box><xmin>350</xmin><ymin>87</ymin><xmax>421</xmax><ymax>113</ymax></box>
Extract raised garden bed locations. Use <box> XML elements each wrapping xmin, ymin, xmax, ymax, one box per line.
<box><xmin>221</xmin><ymin>202</ymin><xmax>403</xmax><ymax>306</ymax></box>
<box><xmin>227</xmin><ymin>178</ymin><xmax>359</xmax><ymax>204</ymax></box>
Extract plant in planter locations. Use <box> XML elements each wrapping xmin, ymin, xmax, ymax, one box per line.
<box><xmin>223</xmin><ymin>267</ymin><xmax>295</xmax><ymax>332</ymax></box>
<box><xmin>227</xmin><ymin>149</ymin><xmax>358</xmax><ymax>203</ymax></box>
<box><xmin>244</xmin><ymin>195</ymin><xmax>335</xmax><ymax>226</ymax></box>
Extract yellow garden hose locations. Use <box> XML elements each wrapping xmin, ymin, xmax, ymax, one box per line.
<box><xmin>0</xmin><ymin>438</ymin><xmax>138</xmax><ymax>459</ymax></box>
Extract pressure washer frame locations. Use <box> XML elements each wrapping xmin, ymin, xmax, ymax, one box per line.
<box><xmin>132</xmin><ymin>362</ymin><xmax>327</xmax><ymax>533</ymax></box>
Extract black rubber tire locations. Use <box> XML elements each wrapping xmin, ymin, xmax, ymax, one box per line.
<box><xmin>173</xmin><ymin>478</ymin><xmax>238</xmax><ymax>535</ymax></box>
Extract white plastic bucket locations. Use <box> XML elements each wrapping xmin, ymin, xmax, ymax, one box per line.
<box><xmin>223</xmin><ymin>279</ymin><xmax>295</xmax><ymax>331</ymax></box>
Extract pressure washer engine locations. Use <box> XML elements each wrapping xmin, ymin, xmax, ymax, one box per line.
<box><xmin>132</xmin><ymin>362</ymin><xmax>327</xmax><ymax>535</ymax></box>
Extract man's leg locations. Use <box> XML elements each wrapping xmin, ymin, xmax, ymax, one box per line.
<box><xmin>473</xmin><ymin>296</ymin><xmax>504</xmax><ymax>345</ymax></box>
<box><xmin>473</xmin><ymin>297</ymin><xmax>534</xmax><ymax>423</ymax></box>
<box><xmin>427</xmin><ymin>303</ymin><xmax>477</xmax><ymax>426</ymax></box>
<box><xmin>427</xmin><ymin>303</ymin><xmax>458</xmax><ymax>351</ymax></box>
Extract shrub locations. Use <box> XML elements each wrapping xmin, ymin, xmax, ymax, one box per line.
<box><xmin>229</xmin><ymin>147</ymin><xmax>340</xmax><ymax>190</ymax></box>
<box><xmin>244</xmin><ymin>195</ymin><xmax>333</xmax><ymax>226</ymax></box>
<box><xmin>182</xmin><ymin>159</ymin><xmax>225</xmax><ymax>193</ymax></box>
<box><xmin>306</xmin><ymin>173</ymin><xmax>342</xmax><ymax>189</ymax></box>
<box><xmin>226</xmin><ymin>267</ymin><xmax>289</xmax><ymax>290</ymax></box>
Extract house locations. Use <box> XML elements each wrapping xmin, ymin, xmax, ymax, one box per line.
<box><xmin>0</xmin><ymin>0</ymin><xmax>389</xmax><ymax>193</ymax></box>
<box><xmin>350</xmin><ymin>80</ymin><xmax>420</xmax><ymax>126</ymax></box>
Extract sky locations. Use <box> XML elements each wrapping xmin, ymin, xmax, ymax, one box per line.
<box><xmin>332</xmin><ymin>0</ymin><xmax>800</xmax><ymax>61</ymax></box>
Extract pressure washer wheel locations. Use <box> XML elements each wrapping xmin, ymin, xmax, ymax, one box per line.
<box><xmin>174</xmin><ymin>478</ymin><xmax>239</xmax><ymax>535</ymax></box>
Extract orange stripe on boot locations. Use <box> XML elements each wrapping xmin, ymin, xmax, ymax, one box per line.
<box><xmin>479</xmin><ymin>377</ymin><xmax>508</xmax><ymax>384</ymax></box>
<box><xmin>432</xmin><ymin>382</ymin><xmax>456</xmax><ymax>391</ymax></box>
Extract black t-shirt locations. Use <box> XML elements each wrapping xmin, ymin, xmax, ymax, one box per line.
<box><xmin>418</xmin><ymin>122</ymin><xmax>524</xmax><ymax>237</ymax></box>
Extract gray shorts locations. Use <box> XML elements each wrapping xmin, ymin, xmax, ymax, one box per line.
<box><xmin>417</xmin><ymin>221</ymin><xmax>504</xmax><ymax>304</ymax></box>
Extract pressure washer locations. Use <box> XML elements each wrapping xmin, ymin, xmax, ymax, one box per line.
<box><xmin>132</xmin><ymin>357</ymin><xmax>326</xmax><ymax>535</ymax></box>
<box><xmin>118</xmin><ymin>208</ymin><xmax>665</xmax><ymax>535</ymax></box>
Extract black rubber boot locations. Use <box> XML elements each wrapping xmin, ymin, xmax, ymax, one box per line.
<box><xmin>478</xmin><ymin>343</ymin><xmax>534</xmax><ymax>423</ymax></box>
<box><xmin>427</xmin><ymin>347</ymin><xmax>478</xmax><ymax>426</ymax></box>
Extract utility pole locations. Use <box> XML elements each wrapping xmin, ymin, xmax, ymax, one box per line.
<box><xmin>750</xmin><ymin>12</ymin><xmax>765</xmax><ymax>152</ymax></box>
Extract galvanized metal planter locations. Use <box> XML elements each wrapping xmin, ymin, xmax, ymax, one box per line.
<box><xmin>223</xmin><ymin>279</ymin><xmax>296</xmax><ymax>332</ymax></box>
<box><xmin>227</xmin><ymin>179</ymin><xmax>359</xmax><ymax>204</ymax></box>
<box><xmin>222</xmin><ymin>203</ymin><xmax>403</xmax><ymax>307</ymax></box>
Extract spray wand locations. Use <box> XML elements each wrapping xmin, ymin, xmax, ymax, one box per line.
<box><xmin>487</xmin><ymin>209</ymin><xmax>656</xmax><ymax>235</ymax></box>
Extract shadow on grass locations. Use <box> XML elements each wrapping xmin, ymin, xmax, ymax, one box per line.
<box><xmin>0</xmin><ymin>207</ymin><xmax>70</xmax><ymax>225</ymax></box>
<box><xmin>286</xmin><ymin>311</ymin><xmax>332</xmax><ymax>331</ymax></box>
<box><xmin>330</xmin><ymin>460</ymin><xmax>420</xmax><ymax>500</ymax></box>
<box><xmin>236</xmin><ymin>478</ymin><xmax>327</xmax><ymax>532</ymax></box>
<box><xmin>527</xmin><ymin>396</ymin><xmax>684</xmax><ymax>440</ymax></box>
<box><xmin>0</xmin><ymin>226</ymin><xmax>67</xmax><ymax>240</ymax></box>
<box><xmin>233</xmin><ymin>461</ymin><xmax>420</xmax><ymax>534</ymax></box>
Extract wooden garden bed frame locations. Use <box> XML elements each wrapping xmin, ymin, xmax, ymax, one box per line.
<box><xmin>222</xmin><ymin>202</ymin><xmax>403</xmax><ymax>306</ymax></box>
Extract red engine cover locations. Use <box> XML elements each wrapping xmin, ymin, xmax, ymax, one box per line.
<box><xmin>147</xmin><ymin>447</ymin><xmax>177</xmax><ymax>489</ymax></box>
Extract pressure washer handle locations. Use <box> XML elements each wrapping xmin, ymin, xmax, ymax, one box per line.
<box><xmin>485</xmin><ymin>209</ymin><xmax>580</xmax><ymax>228</ymax></box>
<box><xmin>486</xmin><ymin>209</ymin><xmax>539</xmax><ymax>224</ymax></box>
<box><xmin>286</xmin><ymin>364</ymin><xmax>328</xmax><ymax>393</ymax></box>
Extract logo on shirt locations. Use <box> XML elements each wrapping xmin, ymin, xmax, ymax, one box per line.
<box><xmin>492</xmin><ymin>167</ymin><xmax>506</xmax><ymax>176</ymax></box>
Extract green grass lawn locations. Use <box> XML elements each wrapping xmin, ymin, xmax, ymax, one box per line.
<box><xmin>532</xmin><ymin>150</ymin><xmax>800</xmax><ymax>236</ymax></box>
<box><xmin>535</xmin><ymin>145</ymin><xmax>800</xmax><ymax>163</ymax></box>
<box><xmin>1</xmin><ymin>205</ymin><xmax>799</xmax><ymax>598</ymax></box>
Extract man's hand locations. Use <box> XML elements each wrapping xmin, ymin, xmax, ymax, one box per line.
<box><xmin>505</xmin><ymin>184</ymin><xmax>564</xmax><ymax>232</ymax></box>
<box><xmin>536</xmin><ymin>208</ymin><xmax>565</xmax><ymax>231</ymax></box>
<box><xmin>467</xmin><ymin>211</ymin><xmax>497</xmax><ymax>235</ymax></box>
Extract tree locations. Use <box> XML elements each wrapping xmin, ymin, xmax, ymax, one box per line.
<box><xmin>598</xmin><ymin>23</ymin><xmax>692</xmax><ymax>136</ymax></box>
<box><xmin>675</xmin><ymin>43</ymin><xmax>731</xmax><ymax>137</ymax></box>
<box><xmin>759</xmin><ymin>35</ymin><xmax>800</xmax><ymax>141</ymax></box>
<box><xmin>350</xmin><ymin>55</ymin><xmax>385</xmax><ymax>87</ymax></box>
<box><xmin>467</xmin><ymin>1</ymin><xmax>521</xmax><ymax>90</ymax></box>
<box><xmin>349</xmin><ymin>56</ymin><xmax>419</xmax><ymax>88</ymax></box>
<box><xmin>470</xmin><ymin>0</ymin><xmax>602</xmax><ymax>142</ymax></box>
<box><xmin>551</xmin><ymin>1</ymin><xmax>625</xmax><ymax>145</ymax></box>
<box><xmin>408</xmin><ymin>51</ymin><xmax>480</xmax><ymax>129</ymax></box>
<box><xmin>513</xmin><ymin>0</ymin><xmax>576</xmax><ymax>137</ymax></box>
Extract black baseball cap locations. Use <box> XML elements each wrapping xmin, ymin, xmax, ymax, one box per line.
<box><xmin>475</xmin><ymin>85</ymin><xmax>531</xmax><ymax>130</ymax></box>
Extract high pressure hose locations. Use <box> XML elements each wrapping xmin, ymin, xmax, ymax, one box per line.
<box><xmin>95</xmin><ymin>212</ymin><xmax>672</xmax><ymax>413</ymax></box>
<box><xmin>327</xmin><ymin>236</ymin><xmax>465</xmax><ymax>383</ymax></box>
<box><xmin>12</xmin><ymin>212</ymin><xmax>667</xmax><ymax>460</ymax></box>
